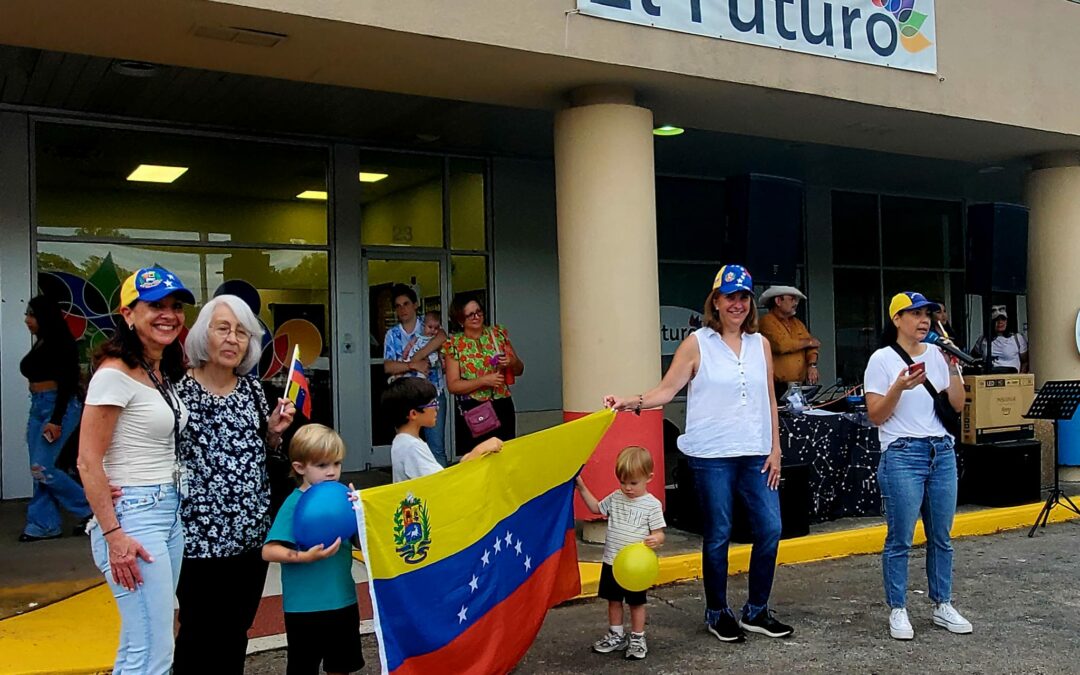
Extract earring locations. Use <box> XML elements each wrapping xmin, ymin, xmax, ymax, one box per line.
<box><xmin>127</xmin><ymin>324</ymin><xmax>135</xmax><ymax>330</ymax></box>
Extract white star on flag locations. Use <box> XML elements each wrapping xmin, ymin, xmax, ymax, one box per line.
<box><xmin>458</xmin><ymin>605</ymin><xmax>468</xmax><ymax>624</ymax></box>
<box><xmin>493</xmin><ymin>538</ymin><xmax>501</xmax><ymax>553</ymax></box>
<box><xmin>469</xmin><ymin>575</ymin><xmax>479</xmax><ymax>592</ymax></box>
<box><xmin>524</xmin><ymin>555</ymin><xmax>532</xmax><ymax>571</ymax></box>
<box><xmin>504</xmin><ymin>531</ymin><xmax>513</xmax><ymax>547</ymax></box>
<box><xmin>515</xmin><ymin>540</ymin><xmax>523</xmax><ymax>556</ymax></box>
<box><xmin>481</xmin><ymin>550</ymin><xmax>490</xmax><ymax>566</ymax></box>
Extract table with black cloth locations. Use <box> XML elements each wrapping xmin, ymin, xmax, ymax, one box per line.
<box><xmin>779</xmin><ymin>411</ymin><xmax>883</xmax><ymax>522</ymax></box>
<box><xmin>779</xmin><ymin>411</ymin><xmax>967</xmax><ymax>523</ymax></box>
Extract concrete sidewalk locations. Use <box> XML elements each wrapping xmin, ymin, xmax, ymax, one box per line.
<box><xmin>249</xmin><ymin>520</ymin><xmax>1080</xmax><ymax>673</ymax></box>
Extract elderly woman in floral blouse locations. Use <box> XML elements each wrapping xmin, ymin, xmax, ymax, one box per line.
<box><xmin>443</xmin><ymin>297</ymin><xmax>524</xmax><ymax>456</ymax></box>
<box><xmin>172</xmin><ymin>295</ymin><xmax>296</xmax><ymax>674</ymax></box>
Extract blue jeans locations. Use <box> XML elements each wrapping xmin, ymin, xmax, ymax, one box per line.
<box><xmin>688</xmin><ymin>455</ymin><xmax>782</xmax><ymax>623</ymax></box>
<box><xmin>424</xmin><ymin>390</ymin><xmax>449</xmax><ymax>467</ymax></box>
<box><xmin>24</xmin><ymin>390</ymin><xmax>90</xmax><ymax>537</ymax></box>
<box><xmin>878</xmin><ymin>436</ymin><xmax>957</xmax><ymax>608</ymax></box>
<box><xmin>90</xmin><ymin>484</ymin><xmax>184</xmax><ymax>675</ymax></box>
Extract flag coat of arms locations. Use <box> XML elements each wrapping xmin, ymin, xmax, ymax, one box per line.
<box><xmin>284</xmin><ymin>345</ymin><xmax>312</xmax><ymax>418</ymax></box>
<box><xmin>355</xmin><ymin>410</ymin><xmax>615</xmax><ymax>675</ymax></box>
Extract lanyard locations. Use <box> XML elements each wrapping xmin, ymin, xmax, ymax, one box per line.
<box><xmin>141</xmin><ymin>361</ymin><xmax>182</xmax><ymax>471</ymax></box>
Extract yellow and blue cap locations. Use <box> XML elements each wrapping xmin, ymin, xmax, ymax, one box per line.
<box><xmin>119</xmin><ymin>267</ymin><xmax>196</xmax><ymax>309</ymax></box>
<box><xmin>712</xmin><ymin>264</ymin><xmax>754</xmax><ymax>295</ymax></box>
<box><xmin>888</xmin><ymin>291</ymin><xmax>940</xmax><ymax>319</ymax></box>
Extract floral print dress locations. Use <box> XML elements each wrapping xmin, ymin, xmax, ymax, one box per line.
<box><xmin>442</xmin><ymin>325</ymin><xmax>513</xmax><ymax>401</ymax></box>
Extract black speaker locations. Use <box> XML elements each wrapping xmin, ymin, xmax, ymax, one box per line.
<box><xmin>966</xmin><ymin>203</ymin><xmax>1029</xmax><ymax>294</ymax></box>
<box><xmin>959</xmin><ymin>439</ymin><xmax>1041</xmax><ymax>507</ymax></box>
<box><xmin>725</xmin><ymin>175</ymin><xmax>804</xmax><ymax>285</ymax></box>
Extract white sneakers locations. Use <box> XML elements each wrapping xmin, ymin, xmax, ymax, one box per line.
<box><xmin>889</xmin><ymin>604</ymin><xmax>973</xmax><ymax>640</ymax></box>
<box><xmin>932</xmin><ymin>602</ymin><xmax>974</xmax><ymax>634</ymax></box>
<box><xmin>889</xmin><ymin>608</ymin><xmax>914</xmax><ymax>640</ymax></box>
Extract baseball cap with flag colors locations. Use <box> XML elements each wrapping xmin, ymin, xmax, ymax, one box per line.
<box><xmin>712</xmin><ymin>264</ymin><xmax>754</xmax><ymax>295</ymax></box>
<box><xmin>119</xmin><ymin>267</ymin><xmax>196</xmax><ymax>309</ymax></box>
<box><xmin>888</xmin><ymin>291</ymin><xmax>940</xmax><ymax>319</ymax></box>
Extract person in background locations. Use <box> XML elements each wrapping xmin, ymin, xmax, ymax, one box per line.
<box><xmin>757</xmin><ymin>285</ymin><xmax>820</xmax><ymax>402</ymax></box>
<box><xmin>443</xmin><ymin>297</ymin><xmax>523</xmax><ymax>454</ymax></box>
<box><xmin>382</xmin><ymin>285</ymin><xmax>448</xmax><ymax>464</ymax></box>
<box><xmin>78</xmin><ymin>267</ymin><xmax>194</xmax><ymax>674</ymax></box>
<box><xmin>604</xmin><ymin>264</ymin><xmax>793</xmax><ymax>644</ymax></box>
<box><xmin>971</xmin><ymin>306</ymin><xmax>1028</xmax><ymax>373</ymax></box>
<box><xmin>864</xmin><ymin>291</ymin><xmax>970</xmax><ymax>641</ymax></box>
<box><xmin>931</xmin><ymin>303</ymin><xmax>957</xmax><ymax>341</ymax></box>
<box><xmin>172</xmin><ymin>295</ymin><xmax>296</xmax><ymax>674</ymax></box>
<box><xmin>19</xmin><ymin>294</ymin><xmax>92</xmax><ymax>542</ymax></box>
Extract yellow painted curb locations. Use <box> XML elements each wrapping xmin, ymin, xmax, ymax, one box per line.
<box><xmin>574</xmin><ymin>497</ymin><xmax>1080</xmax><ymax>600</ymax></box>
<box><xmin>0</xmin><ymin>582</ymin><xmax>116</xmax><ymax>675</ymax></box>
<box><xmin>2</xmin><ymin>498</ymin><xmax>1076</xmax><ymax>675</ymax></box>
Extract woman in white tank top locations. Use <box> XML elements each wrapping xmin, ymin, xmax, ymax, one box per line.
<box><xmin>77</xmin><ymin>267</ymin><xmax>195</xmax><ymax>675</ymax></box>
<box><xmin>605</xmin><ymin>264</ymin><xmax>793</xmax><ymax>643</ymax></box>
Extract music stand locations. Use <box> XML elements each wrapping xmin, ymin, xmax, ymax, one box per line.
<box><xmin>1024</xmin><ymin>380</ymin><xmax>1080</xmax><ymax>537</ymax></box>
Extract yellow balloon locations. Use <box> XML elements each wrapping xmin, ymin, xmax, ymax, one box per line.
<box><xmin>612</xmin><ymin>542</ymin><xmax>659</xmax><ymax>592</ymax></box>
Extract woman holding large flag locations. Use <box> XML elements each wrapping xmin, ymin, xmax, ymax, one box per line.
<box><xmin>78</xmin><ymin>267</ymin><xmax>196</xmax><ymax>674</ymax></box>
<box><xmin>172</xmin><ymin>294</ymin><xmax>296</xmax><ymax>674</ymax></box>
<box><xmin>605</xmin><ymin>264</ymin><xmax>794</xmax><ymax>644</ymax></box>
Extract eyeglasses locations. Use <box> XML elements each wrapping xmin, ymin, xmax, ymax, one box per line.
<box><xmin>211</xmin><ymin>323</ymin><xmax>252</xmax><ymax>343</ymax></box>
<box><xmin>420</xmin><ymin>399</ymin><xmax>439</xmax><ymax>410</ymax></box>
<box><xmin>464</xmin><ymin>309</ymin><xmax>484</xmax><ymax>320</ymax></box>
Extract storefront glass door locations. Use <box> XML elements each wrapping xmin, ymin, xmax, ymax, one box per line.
<box><xmin>365</xmin><ymin>255</ymin><xmax>448</xmax><ymax>466</ymax></box>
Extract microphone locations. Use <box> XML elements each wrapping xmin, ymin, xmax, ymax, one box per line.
<box><xmin>925</xmin><ymin>329</ymin><xmax>979</xmax><ymax>366</ymax></box>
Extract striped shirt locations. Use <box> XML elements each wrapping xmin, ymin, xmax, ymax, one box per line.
<box><xmin>599</xmin><ymin>491</ymin><xmax>666</xmax><ymax>565</ymax></box>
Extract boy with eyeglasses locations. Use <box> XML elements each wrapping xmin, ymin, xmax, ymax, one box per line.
<box><xmin>381</xmin><ymin>377</ymin><xmax>501</xmax><ymax>483</ymax></box>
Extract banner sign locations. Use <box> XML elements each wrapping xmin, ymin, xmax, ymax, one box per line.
<box><xmin>578</xmin><ymin>0</ymin><xmax>937</xmax><ymax>74</ymax></box>
<box><xmin>660</xmin><ymin>305</ymin><xmax>702</xmax><ymax>356</ymax></box>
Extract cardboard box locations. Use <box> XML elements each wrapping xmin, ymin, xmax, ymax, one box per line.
<box><xmin>962</xmin><ymin>374</ymin><xmax>1035</xmax><ymax>444</ymax></box>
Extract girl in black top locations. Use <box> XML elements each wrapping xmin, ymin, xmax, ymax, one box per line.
<box><xmin>19</xmin><ymin>295</ymin><xmax>92</xmax><ymax>542</ymax></box>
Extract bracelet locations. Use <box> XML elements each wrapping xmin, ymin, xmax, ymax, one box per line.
<box><xmin>808</xmin><ymin>364</ymin><xmax>818</xmax><ymax>368</ymax></box>
<box><xmin>102</xmin><ymin>525</ymin><xmax>122</xmax><ymax>537</ymax></box>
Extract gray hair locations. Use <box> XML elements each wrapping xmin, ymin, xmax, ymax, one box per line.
<box><xmin>185</xmin><ymin>295</ymin><xmax>265</xmax><ymax>374</ymax></box>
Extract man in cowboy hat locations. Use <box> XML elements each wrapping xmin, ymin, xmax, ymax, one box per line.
<box><xmin>758</xmin><ymin>285</ymin><xmax>820</xmax><ymax>399</ymax></box>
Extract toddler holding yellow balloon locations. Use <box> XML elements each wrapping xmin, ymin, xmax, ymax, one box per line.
<box><xmin>575</xmin><ymin>445</ymin><xmax>666</xmax><ymax>661</ymax></box>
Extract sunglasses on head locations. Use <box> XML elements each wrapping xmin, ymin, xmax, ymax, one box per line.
<box><xmin>419</xmin><ymin>399</ymin><xmax>439</xmax><ymax>410</ymax></box>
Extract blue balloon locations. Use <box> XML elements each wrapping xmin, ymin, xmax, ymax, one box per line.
<box><xmin>293</xmin><ymin>481</ymin><xmax>358</xmax><ymax>550</ymax></box>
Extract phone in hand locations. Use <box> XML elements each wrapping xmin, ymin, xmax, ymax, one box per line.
<box><xmin>42</xmin><ymin>429</ymin><xmax>56</xmax><ymax>443</ymax></box>
<box><xmin>908</xmin><ymin>362</ymin><xmax>926</xmax><ymax>377</ymax></box>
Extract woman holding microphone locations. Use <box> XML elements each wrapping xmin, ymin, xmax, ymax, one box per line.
<box><xmin>864</xmin><ymin>291</ymin><xmax>971</xmax><ymax>641</ymax></box>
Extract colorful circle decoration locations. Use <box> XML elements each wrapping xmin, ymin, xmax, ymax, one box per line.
<box><xmin>871</xmin><ymin>0</ymin><xmax>933</xmax><ymax>54</ymax></box>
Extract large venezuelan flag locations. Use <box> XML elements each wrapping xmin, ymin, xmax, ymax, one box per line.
<box><xmin>355</xmin><ymin>410</ymin><xmax>615</xmax><ymax>675</ymax></box>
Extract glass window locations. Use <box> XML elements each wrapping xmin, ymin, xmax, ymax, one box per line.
<box><xmin>35</xmin><ymin>123</ymin><xmax>333</xmax><ymax>426</ymax></box>
<box><xmin>35</xmin><ymin>124</ymin><xmax>328</xmax><ymax>245</ymax></box>
<box><xmin>450</xmin><ymin>159</ymin><xmax>486</xmax><ymax>251</ymax></box>
<box><xmin>834</xmin><ymin>268</ymin><xmax>881</xmax><ymax>385</ymax></box>
<box><xmin>38</xmin><ymin>242</ymin><xmax>333</xmax><ymax>424</ymax></box>
<box><xmin>832</xmin><ymin>191</ymin><xmax>879</xmax><ymax>266</ymax></box>
<box><xmin>881</xmin><ymin>196</ymin><xmax>960</xmax><ymax>268</ymax></box>
<box><xmin>656</xmin><ymin>177</ymin><xmax>725</xmax><ymax>261</ymax></box>
<box><xmin>359</xmin><ymin>152</ymin><xmax>443</xmax><ymax>247</ymax></box>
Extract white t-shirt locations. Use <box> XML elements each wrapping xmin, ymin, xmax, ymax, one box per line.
<box><xmin>598</xmin><ymin>491</ymin><xmax>666</xmax><ymax>565</ymax></box>
<box><xmin>391</xmin><ymin>432</ymin><xmax>443</xmax><ymax>483</ymax></box>
<box><xmin>863</xmin><ymin>343</ymin><xmax>952</xmax><ymax>449</ymax></box>
<box><xmin>975</xmin><ymin>333</ymin><xmax>1028</xmax><ymax>372</ymax></box>
<box><xmin>85</xmin><ymin>367</ymin><xmax>189</xmax><ymax>486</ymax></box>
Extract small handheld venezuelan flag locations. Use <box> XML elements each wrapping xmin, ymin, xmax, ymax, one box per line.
<box><xmin>284</xmin><ymin>345</ymin><xmax>313</xmax><ymax>419</ymax></box>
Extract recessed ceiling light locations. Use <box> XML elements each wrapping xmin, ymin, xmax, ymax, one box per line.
<box><xmin>112</xmin><ymin>61</ymin><xmax>160</xmax><ymax>78</ymax></box>
<box><xmin>296</xmin><ymin>190</ymin><xmax>328</xmax><ymax>200</ymax></box>
<box><xmin>653</xmin><ymin>125</ymin><xmax>685</xmax><ymax>137</ymax></box>
<box><xmin>127</xmin><ymin>165</ymin><xmax>188</xmax><ymax>183</ymax></box>
<box><xmin>978</xmin><ymin>165</ymin><xmax>1005</xmax><ymax>174</ymax></box>
<box><xmin>359</xmin><ymin>172</ymin><xmax>389</xmax><ymax>183</ymax></box>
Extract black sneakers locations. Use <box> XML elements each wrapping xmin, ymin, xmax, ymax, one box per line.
<box><xmin>706</xmin><ymin>612</ymin><xmax>746</xmax><ymax>643</ymax></box>
<box><xmin>739</xmin><ymin>609</ymin><xmax>795</xmax><ymax>638</ymax></box>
